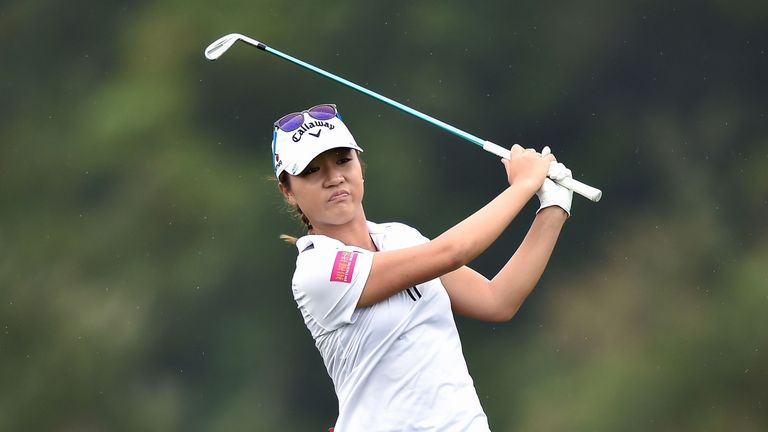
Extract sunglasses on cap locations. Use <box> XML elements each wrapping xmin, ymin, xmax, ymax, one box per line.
<box><xmin>274</xmin><ymin>104</ymin><xmax>338</xmax><ymax>132</ymax></box>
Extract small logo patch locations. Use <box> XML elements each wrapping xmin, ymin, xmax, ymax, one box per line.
<box><xmin>331</xmin><ymin>251</ymin><xmax>358</xmax><ymax>283</ymax></box>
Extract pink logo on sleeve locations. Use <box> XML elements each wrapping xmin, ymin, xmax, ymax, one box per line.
<box><xmin>330</xmin><ymin>251</ymin><xmax>358</xmax><ymax>283</ymax></box>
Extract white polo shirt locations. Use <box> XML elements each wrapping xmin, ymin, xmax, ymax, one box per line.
<box><xmin>292</xmin><ymin>221</ymin><xmax>490</xmax><ymax>432</ymax></box>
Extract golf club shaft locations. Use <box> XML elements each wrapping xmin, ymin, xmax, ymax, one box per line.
<box><xmin>211</xmin><ymin>35</ymin><xmax>602</xmax><ymax>202</ymax></box>
<box><xmin>264</xmin><ymin>45</ymin><xmax>485</xmax><ymax>147</ymax></box>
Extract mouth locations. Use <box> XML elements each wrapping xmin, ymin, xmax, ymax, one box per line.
<box><xmin>328</xmin><ymin>190</ymin><xmax>350</xmax><ymax>202</ymax></box>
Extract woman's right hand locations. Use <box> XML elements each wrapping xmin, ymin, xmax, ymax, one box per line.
<box><xmin>501</xmin><ymin>144</ymin><xmax>555</xmax><ymax>193</ymax></box>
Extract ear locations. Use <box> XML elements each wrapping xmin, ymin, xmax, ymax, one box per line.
<box><xmin>278</xmin><ymin>182</ymin><xmax>297</xmax><ymax>205</ymax></box>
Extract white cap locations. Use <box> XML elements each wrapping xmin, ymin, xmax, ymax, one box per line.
<box><xmin>271</xmin><ymin>112</ymin><xmax>363</xmax><ymax>178</ymax></box>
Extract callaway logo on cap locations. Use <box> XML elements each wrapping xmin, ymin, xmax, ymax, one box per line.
<box><xmin>271</xmin><ymin>104</ymin><xmax>363</xmax><ymax>178</ymax></box>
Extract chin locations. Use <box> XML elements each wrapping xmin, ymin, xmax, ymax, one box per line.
<box><xmin>321</xmin><ymin>209</ymin><xmax>361</xmax><ymax>227</ymax></box>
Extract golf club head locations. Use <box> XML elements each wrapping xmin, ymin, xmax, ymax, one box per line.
<box><xmin>204</xmin><ymin>33</ymin><xmax>262</xmax><ymax>60</ymax></box>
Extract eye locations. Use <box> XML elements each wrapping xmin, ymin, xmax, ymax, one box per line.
<box><xmin>300</xmin><ymin>166</ymin><xmax>319</xmax><ymax>176</ymax></box>
<box><xmin>337</xmin><ymin>150</ymin><xmax>354</xmax><ymax>165</ymax></box>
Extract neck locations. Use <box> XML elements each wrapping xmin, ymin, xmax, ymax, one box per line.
<box><xmin>311</xmin><ymin>215</ymin><xmax>377</xmax><ymax>252</ymax></box>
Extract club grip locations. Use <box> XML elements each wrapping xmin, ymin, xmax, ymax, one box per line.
<box><xmin>482</xmin><ymin>141</ymin><xmax>602</xmax><ymax>202</ymax></box>
<box><xmin>553</xmin><ymin>176</ymin><xmax>602</xmax><ymax>202</ymax></box>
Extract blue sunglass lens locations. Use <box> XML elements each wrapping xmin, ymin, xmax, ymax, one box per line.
<box><xmin>308</xmin><ymin>104</ymin><xmax>337</xmax><ymax>120</ymax></box>
<box><xmin>277</xmin><ymin>113</ymin><xmax>305</xmax><ymax>132</ymax></box>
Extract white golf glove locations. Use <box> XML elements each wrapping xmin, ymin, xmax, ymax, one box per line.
<box><xmin>536</xmin><ymin>147</ymin><xmax>573</xmax><ymax>216</ymax></box>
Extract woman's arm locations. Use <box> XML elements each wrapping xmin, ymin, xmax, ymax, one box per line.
<box><xmin>358</xmin><ymin>145</ymin><xmax>553</xmax><ymax>307</ymax></box>
<box><xmin>440</xmin><ymin>206</ymin><xmax>567</xmax><ymax>321</ymax></box>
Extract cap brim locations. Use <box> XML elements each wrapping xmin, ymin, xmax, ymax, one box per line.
<box><xmin>285</xmin><ymin>142</ymin><xmax>363</xmax><ymax>177</ymax></box>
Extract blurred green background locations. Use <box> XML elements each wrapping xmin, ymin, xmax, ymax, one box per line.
<box><xmin>2</xmin><ymin>0</ymin><xmax>766</xmax><ymax>430</ymax></box>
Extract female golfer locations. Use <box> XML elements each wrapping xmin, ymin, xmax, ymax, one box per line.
<box><xmin>272</xmin><ymin>103</ymin><xmax>573</xmax><ymax>431</ymax></box>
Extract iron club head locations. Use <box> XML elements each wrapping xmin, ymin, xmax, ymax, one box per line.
<box><xmin>204</xmin><ymin>33</ymin><xmax>263</xmax><ymax>60</ymax></box>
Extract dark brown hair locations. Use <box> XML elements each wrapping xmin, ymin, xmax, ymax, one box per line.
<box><xmin>278</xmin><ymin>172</ymin><xmax>311</xmax><ymax>244</ymax></box>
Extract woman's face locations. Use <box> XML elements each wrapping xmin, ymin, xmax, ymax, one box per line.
<box><xmin>280</xmin><ymin>148</ymin><xmax>365</xmax><ymax>231</ymax></box>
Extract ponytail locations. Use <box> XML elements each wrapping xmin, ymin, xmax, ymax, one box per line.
<box><xmin>278</xmin><ymin>173</ymin><xmax>312</xmax><ymax>244</ymax></box>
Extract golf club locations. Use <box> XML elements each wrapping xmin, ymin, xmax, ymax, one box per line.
<box><xmin>204</xmin><ymin>33</ymin><xmax>602</xmax><ymax>202</ymax></box>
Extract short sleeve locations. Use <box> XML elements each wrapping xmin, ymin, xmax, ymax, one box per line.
<box><xmin>292</xmin><ymin>247</ymin><xmax>374</xmax><ymax>331</ymax></box>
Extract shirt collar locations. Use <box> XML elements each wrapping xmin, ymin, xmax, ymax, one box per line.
<box><xmin>295</xmin><ymin>220</ymin><xmax>384</xmax><ymax>253</ymax></box>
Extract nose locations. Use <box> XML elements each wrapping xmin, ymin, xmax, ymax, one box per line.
<box><xmin>322</xmin><ymin>163</ymin><xmax>345</xmax><ymax>187</ymax></box>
